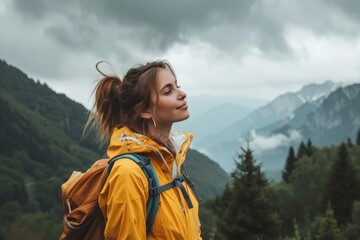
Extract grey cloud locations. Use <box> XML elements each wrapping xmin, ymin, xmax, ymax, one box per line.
<box><xmin>45</xmin><ymin>22</ymin><xmax>97</xmax><ymax>51</ymax></box>
<box><xmin>11</xmin><ymin>0</ymin><xmax>360</xmax><ymax>60</ymax></box>
<box><xmin>11</xmin><ymin>0</ymin><xmax>280</xmax><ymax>55</ymax></box>
<box><xmin>328</xmin><ymin>0</ymin><xmax>360</xmax><ymax>22</ymax></box>
<box><xmin>12</xmin><ymin>0</ymin><xmax>71</xmax><ymax>19</ymax></box>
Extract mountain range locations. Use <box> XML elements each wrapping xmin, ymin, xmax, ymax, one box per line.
<box><xmin>301</xmin><ymin>83</ymin><xmax>360</xmax><ymax>145</ymax></box>
<box><xmin>194</xmin><ymin>80</ymin><xmax>360</xmax><ymax>174</ymax></box>
<box><xmin>197</xmin><ymin>80</ymin><xmax>338</xmax><ymax>148</ymax></box>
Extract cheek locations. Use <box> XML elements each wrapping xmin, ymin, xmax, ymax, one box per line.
<box><xmin>157</xmin><ymin>103</ymin><xmax>172</xmax><ymax>114</ymax></box>
<box><xmin>156</xmin><ymin>98</ymin><xmax>172</xmax><ymax>110</ymax></box>
<box><xmin>154</xmin><ymin>100</ymin><xmax>176</xmax><ymax>118</ymax></box>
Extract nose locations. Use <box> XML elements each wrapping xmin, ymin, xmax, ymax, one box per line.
<box><xmin>178</xmin><ymin>89</ymin><xmax>187</xmax><ymax>100</ymax></box>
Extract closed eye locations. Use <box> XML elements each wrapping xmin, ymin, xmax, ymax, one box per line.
<box><xmin>162</xmin><ymin>87</ymin><xmax>173</xmax><ymax>95</ymax></box>
<box><xmin>160</xmin><ymin>82</ymin><xmax>180</xmax><ymax>95</ymax></box>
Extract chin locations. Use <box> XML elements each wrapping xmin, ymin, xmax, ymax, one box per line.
<box><xmin>178</xmin><ymin>113</ymin><xmax>190</xmax><ymax>122</ymax></box>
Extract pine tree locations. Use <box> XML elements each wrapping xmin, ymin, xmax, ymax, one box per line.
<box><xmin>324</xmin><ymin>143</ymin><xmax>359</xmax><ymax>227</ymax></box>
<box><xmin>306</xmin><ymin>138</ymin><xmax>316</xmax><ymax>156</ymax></box>
<box><xmin>356</xmin><ymin>129</ymin><xmax>360</xmax><ymax>146</ymax></box>
<box><xmin>316</xmin><ymin>203</ymin><xmax>342</xmax><ymax>240</ymax></box>
<box><xmin>215</xmin><ymin>143</ymin><xmax>280</xmax><ymax>239</ymax></box>
<box><xmin>297</xmin><ymin>141</ymin><xmax>307</xmax><ymax>159</ymax></box>
<box><xmin>282</xmin><ymin>146</ymin><xmax>297</xmax><ymax>183</ymax></box>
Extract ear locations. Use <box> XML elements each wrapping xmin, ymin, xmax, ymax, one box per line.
<box><xmin>140</xmin><ymin>112</ymin><xmax>152</xmax><ymax>119</ymax></box>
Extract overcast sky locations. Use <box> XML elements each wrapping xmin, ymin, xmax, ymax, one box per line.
<box><xmin>1</xmin><ymin>0</ymin><xmax>360</xmax><ymax>108</ymax></box>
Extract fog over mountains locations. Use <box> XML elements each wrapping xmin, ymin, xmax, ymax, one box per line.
<box><xmin>184</xmin><ymin>80</ymin><xmax>360</xmax><ymax>175</ymax></box>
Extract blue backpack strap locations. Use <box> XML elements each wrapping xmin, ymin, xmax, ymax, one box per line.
<box><xmin>150</xmin><ymin>174</ymin><xmax>194</xmax><ymax>208</ymax></box>
<box><xmin>148</xmin><ymin>164</ymin><xmax>203</xmax><ymax>210</ymax></box>
<box><xmin>107</xmin><ymin>154</ymin><xmax>160</xmax><ymax>235</ymax></box>
<box><xmin>180</xmin><ymin>164</ymin><xmax>202</xmax><ymax>203</ymax></box>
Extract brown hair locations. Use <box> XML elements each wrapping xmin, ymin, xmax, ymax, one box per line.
<box><xmin>85</xmin><ymin>60</ymin><xmax>176</xmax><ymax>143</ymax></box>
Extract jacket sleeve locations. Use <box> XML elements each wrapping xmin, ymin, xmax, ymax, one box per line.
<box><xmin>99</xmin><ymin>159</ymin><xmax>149</xmax><ymax>240</ymax></box>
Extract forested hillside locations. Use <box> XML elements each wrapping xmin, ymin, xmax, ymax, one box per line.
<box><xmin>205</xmin><ymin>136</ymin><xmax>360</xmax><ymax>240</ymax></box>
<box><xmin>0</xmin><ymin>77</ymin><xmax>101</xmax><ymax>239</ymax></box>
<box><xmin>0</xmin><ymin>60</ymin><xmax>229</xmax><ymax>239</ymax></box>
<box><xmin>0</xmin><ymin>59</ymin><xmax>100</xmax><ymax>152</ymax></box>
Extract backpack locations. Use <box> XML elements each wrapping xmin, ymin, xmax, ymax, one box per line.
<box><xmin>59</xmin><ymin>153</ymin><xmax>202</xmax><ymax>240</ymax></box>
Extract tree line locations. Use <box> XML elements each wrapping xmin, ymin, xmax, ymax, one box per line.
<box><xmin>199</xmin><ymin>129</ymin><xmax>360</xmax><ymax>240</ymax></box>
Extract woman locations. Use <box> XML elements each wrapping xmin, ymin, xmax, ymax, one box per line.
<box><xmin>87</xmin><ymin>60</ymin><xmax>202</xmax><ymax>239</ymax></box>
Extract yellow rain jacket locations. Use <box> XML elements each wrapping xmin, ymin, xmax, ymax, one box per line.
<box><xmin>99</xmin><ymin>127</ymin><xmax>202</xmax><ymax>240</ymax></box>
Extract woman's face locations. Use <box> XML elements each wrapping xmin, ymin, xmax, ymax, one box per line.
<box><xmin>152</xmin><ymin>67</ymin><xmax>189</xmax><ymax>127</ymax></box>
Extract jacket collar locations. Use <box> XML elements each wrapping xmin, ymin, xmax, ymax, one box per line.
<box><xmin>107</xmin><ymin>127</ymin><xmax>193</xmax><ymax>178</ymax></box>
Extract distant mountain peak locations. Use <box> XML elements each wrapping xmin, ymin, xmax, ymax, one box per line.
<box><xmin>295</xmin><ymin>80</ymin><xmax>338</xmax><ymax>102</ymax></box>
<box><xmin>301</xmin><ymin>82</ymin><xmax>360</xmax><ymax>146</ymax></box>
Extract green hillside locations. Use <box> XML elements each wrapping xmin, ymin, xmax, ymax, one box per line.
<box><xmin>0</xmin><ymin>59</ymin><xmax>229</xmax><ymax>239</ymax></box>
<box><xmin>0</xmin><ymin>59</ymin><xmax>101</xmax><ymax>153</ymax></box>
<box><xmin>0</xmin><ymin>88</ymin><xmax>101</xmax><ymax>239</ymax></box>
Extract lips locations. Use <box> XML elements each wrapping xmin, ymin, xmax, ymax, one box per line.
<box><xmin>176</xmin><ymin>102</ymin><xmax>188</xmax><ymax>109</ymax></box>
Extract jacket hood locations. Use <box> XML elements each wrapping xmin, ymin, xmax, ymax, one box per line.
<box><xmin>107</xmin><ymin>127</ymin><xmax>193</xmax><ymax>178</ymax></box>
